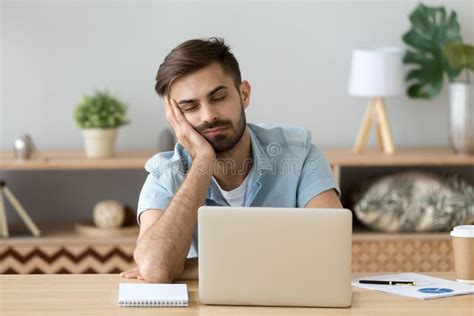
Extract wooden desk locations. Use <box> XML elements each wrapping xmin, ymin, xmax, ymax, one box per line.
<box><xmin>0</xmin><ymin>273</ymin><xmax>472</xmax><ymax>315</ymax></box>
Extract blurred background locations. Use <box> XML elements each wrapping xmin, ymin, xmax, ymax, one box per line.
<box><xmin>2</xmin><ymin>0</ymin><xmax>473</xmax><ymax>150</ymax></box>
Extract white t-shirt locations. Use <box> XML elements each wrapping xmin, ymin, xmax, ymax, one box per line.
<box><xmin>212</xmin><ymin>172</ymin><xmax>252</xmax><ymax>207</ymax></box>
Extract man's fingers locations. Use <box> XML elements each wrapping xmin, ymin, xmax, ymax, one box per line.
<box><xmin>122</xmin><ymin>271</ymin><xmax>141</xmax><ymax>279</ymax></box>
<box><xmin>170</xmin><ymin>98</ymin><xmax>191</xmax><ymax>128</ymax></box>
<box><xmin>120</xmin><ymin>266</ymin><xmax>142</xmax><ymax>279</ymax></box>
<box><xmin>164</xmin><ymin>97</ymin><xmax>178</xmax><ymax>129</ymax></box>
<box><xmin>165</xmin><ymin>99</ymin><xmax>177</xmax><ymax>127</ymax></box>
<box><xmin>169</xmin><ymin>98</ymin><xmax>196</xmax><ymax>139</ymax></box>
<box><xmin>170</xmin><ymin>98</ymin><xmax>184</xmax><ymax>122</ymax></box>
<box><xmin>119</xmin><ymin>267</ymin><xmax>137</xmax><ymax>276</ymax></box>
<box><xmin>120</xmin><ymin>266</ymin><xmax>138</xmax><ymax>275</ymax></box>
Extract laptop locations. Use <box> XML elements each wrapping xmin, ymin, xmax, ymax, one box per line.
<box><xmin>198</xmin><ymin>207</ymin><xmax>352</xmax><ymax>307</ymax></box>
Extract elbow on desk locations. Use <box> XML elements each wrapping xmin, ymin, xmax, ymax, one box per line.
<box><xmin>139</xmin><ymin>264</ymin><xmax>177</xmax><ymax>283</ymax></box>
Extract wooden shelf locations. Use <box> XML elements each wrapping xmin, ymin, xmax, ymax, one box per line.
<box><xmin>0</xmin><ymin>222</ymin><xmax>137</xmax><ymax>274</ymax></box>
<box><xmin>0</xmin><ymin>222</ymin><xmax>453</xmax><ymax>274</ymax></box>
<box><xmin>0</xmin><ymin>149</ymin><xmax>157</xmax><ymax>170</ymax></box>
<box><xmin>324</xmin><ymin>147</ymin><xmax>474</xmax><ymax>166</ymax></box>
<box><xmin>1</xmin><ymin>147</ymin><xmax>472</xmax><ymax>171</ymax></box>
<box><xmin>0</xmin><ymin>222</ymin><xmax>138</xmax><ymax>246</ymax></box>
<box><xmin>0</xmin><ymin>222</ymin><xmax>449</xmax><ymax>245</ymax></box>
<box><xmin>352</xmin><ymin>228</ymin><xmax>450</xmax><ymax>241</ymax></box>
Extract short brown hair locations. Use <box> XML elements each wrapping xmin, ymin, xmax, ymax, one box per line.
<box><xmin>155</xmin><ymin>37</ymin><xmax>242</xmax><ymax>97</ymax></box>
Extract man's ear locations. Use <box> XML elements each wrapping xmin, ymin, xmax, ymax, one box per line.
<box><xmin>239</xmin><ymin>80</ymin><xmax>251</xmax><ymax>109</ymax></box>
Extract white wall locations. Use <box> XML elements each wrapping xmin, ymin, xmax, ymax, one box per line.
<box><xmin>1</xmin><ymin>0</ymin><xmax>473</xmax><ymax>150</ymax></box>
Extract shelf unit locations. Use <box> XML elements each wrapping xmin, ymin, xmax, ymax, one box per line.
<box><xmin>0</xmin><ymin>147</ymin><xmax>472</xmax><ymax>274</ymax></box>
<box><xmin>324</xmin><ymin>147</ymin><xmax>474</xmax><ymax>187</ymax></box>
<box><xmin>2</xmin><ymin>147</ymin><xmax>471</xmax><ymax>170</ymax></box>
<box><xmin>0</xmin><ymin>149</ymin><xmax>156</xmax><ymax>170</ymax></box>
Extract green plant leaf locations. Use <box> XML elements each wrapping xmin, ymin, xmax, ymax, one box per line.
<box><xmin>402</xmin><ymin>3</ymin><xmax>462</xmax><ymax>99</ymax></box>
<box><xmin>443</xmin><ymin>43</ymin><xmax>474</xmax><ymax>71</ymax></box>
<box><xmin>73</xmin><ymin>90</ymin><xmax>130</xmax><ymax>129</ymax></box>
<box><xmin>403</xmin><ymin>50</ymin><xmax>444</xmax><ymax>98</ymax></box>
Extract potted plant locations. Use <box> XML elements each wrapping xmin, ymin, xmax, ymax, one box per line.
<box><xmin>74</xmin><ymin>90</ymin><xmax>130</xmax><ymax>158</ymax></box>
<box><xmin>402</xmin><ymin>3</ymin><xmax>474</xmax><ymax>154</ymax></box>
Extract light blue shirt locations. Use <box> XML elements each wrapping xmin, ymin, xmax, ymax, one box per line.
<box><xmin>137</xmin><ymin>123</ymin><xmax>340</xmax><ymax>258</ymax></box>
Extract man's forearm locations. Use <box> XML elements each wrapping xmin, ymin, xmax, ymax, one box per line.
<box><xmin>135</xmin><ymin>157</ymin><xmax>212</xmax><ymax>282</ymax></box>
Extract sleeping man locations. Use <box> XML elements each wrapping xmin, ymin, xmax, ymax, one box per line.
<box><xmin>120</xmin><ymin>37</ymin><xmax>342</xmax><ymax>283</ymax></box>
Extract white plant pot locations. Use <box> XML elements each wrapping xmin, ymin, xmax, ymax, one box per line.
<box><xmin>82</xmin><ymin>128</ymin><xmax>118</xmax><ymax>158</ymax></box>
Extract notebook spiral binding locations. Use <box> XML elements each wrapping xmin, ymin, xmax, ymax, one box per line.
<box><xmin>119</xmin><ymin>299</ymin><xmax>189</xmax><ymax>307</ymax></box>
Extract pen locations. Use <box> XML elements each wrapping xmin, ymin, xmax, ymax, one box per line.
<box><xmin>359</xmin><ymin>280</ymin><xmax>416</xmax><ymax>286</ymax></box>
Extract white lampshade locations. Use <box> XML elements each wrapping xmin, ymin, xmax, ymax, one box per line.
<box><xmin>348</xmin><ymin>47</ymin><xmax>404</xmax><ymax>97</ymax></box>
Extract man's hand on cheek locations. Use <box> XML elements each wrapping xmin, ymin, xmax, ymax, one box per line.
<box><xmin>165</xmin><ymin>98</ymin><xmax>215</xmax><ymax>162</ymax></box>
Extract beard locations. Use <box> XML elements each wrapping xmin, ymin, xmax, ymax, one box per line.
<box><xmin>196</xmin><ymin>104</ymin><xmax>246</xmax><ymax>154</ymax></box>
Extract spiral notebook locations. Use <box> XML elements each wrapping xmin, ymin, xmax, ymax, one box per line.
<box><xmin>118</xmin><ymin>283</ymin><xmax>189</xmax><ymax>307</ymax></box>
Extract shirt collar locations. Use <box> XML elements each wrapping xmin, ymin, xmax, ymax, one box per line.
<box><xmin>247</xmin><ymin>124</ymin><xmax>273</xmax><ymax>175</ymax></box>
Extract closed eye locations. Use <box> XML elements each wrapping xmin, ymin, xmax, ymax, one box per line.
<box><xmin>182</xmin><ymin>104</ymin><xmax>198</xmax><ymax>112</ymax></box>
<box><xmin>211</xmin><ymin>95</ymin><xmax>226</xmax><ymax>102</ymax></box>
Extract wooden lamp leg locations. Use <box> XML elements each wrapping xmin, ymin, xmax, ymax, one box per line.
<box><xmin>353</xmin><ymin>98</ymin><xmax>375</xmax><ymax>154</ymax></box>
<box><xmin>0</xmin><ymin>190</ymin><xmax>9</xmax><ymax>237</ymax></box>
<box><xmin>374</xmin><ymin>97</ymin><xmax>395</xmax><ymax>155</ymax></box>
<box><xmin>353</xmin><ymin>97</ymin><xmax>396</xmax><ymax>155</ymax></box>
<box><xmin>2</xmin><ymin>185</ymin><xmax>41</xmax><ymax>237</ymax></box>
<box><xmin>375</xmin><ymin>112</ymin><xmax>384</xmax><ymax>151</ymax></box>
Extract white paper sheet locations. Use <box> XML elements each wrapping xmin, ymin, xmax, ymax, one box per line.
<box><xmin>352</xmin><ymin>273</ymin><xmax>474</xmax><ymax>300</ymax></box>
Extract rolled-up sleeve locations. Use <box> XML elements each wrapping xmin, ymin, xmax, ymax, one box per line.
<box><xmin>136</xmin><ymin>172</ymin><xmax>174</xmax><ymax>225</ymax></box>
<box><xmin>296</xmin><ymin>143</ymin><xmax>340</xmax><ymax>207</ymax></box>
<box><xmin>136</xmin><ymin>153</ymin><xmax>186</xmax><ymax>225</ymax></box>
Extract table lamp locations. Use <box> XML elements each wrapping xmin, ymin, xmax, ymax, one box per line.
<box><xmin>348</xmin><ymin>47</ymin><xmax>404</xmax><ymax>155</ymax></box>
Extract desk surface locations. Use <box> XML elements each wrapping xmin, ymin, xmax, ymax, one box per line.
<box><xmin>0</xmin><ymin>273</ymin><xmax>472</xmax><ymax>316</ymax></box>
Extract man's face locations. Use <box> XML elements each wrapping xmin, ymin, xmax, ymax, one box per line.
<box><xmin>168</xmin><ymin>62</ymin><xmax>250</xmax><ymax>153</ymax></box>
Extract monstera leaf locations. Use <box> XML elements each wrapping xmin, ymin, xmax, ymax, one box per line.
<box><xmin>443</xmin><ymin>43</ymin><xmax>474</xmax><ymax>72</ymax></box>
<box><xmin>402</xmin><ymin>3</ymin><xmax>462</xmax><ymax>99</ymax></box>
